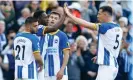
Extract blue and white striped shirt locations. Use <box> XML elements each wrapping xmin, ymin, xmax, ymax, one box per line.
<box><xmin>96</xmin><ymin>23</ymin><xmax>123</xmax><ymax>68</ymax></box>
<box><xmin>37</xmin><ymin>25</ymin><xmax>70</xmax><ymax>76</ymax></box>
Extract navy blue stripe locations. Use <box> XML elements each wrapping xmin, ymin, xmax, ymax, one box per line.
<box><xmin>48</xmin><ymin>34</ymin><xmax>51</xmax><ymax>47</ymax></box>
<box><xmin>28</xmin><ymin>62</ymin><xmax>34</xmax><ymax>79</ymax></box>
<box><xmin>113</xmin><ymin>57</ymin><xmax>118</xmax><ymax>68</ymax></box>
<box><xmin>18</xmin><ymin>66</ymin><xmax>23</xmax><ymax>78</ymax></box>
<box><xmin>51</xmin><ymin>55</ymin><xmax>54</xmax><ymax>76</ymax></box>
<box><xmin>104</xmin><ymin>48</ymin><xmax>110</xmax><ymax>65</ymax></box>
<box><xmin>59</xmin><ymin>48</ymin><xmax>63</xmax><ymax>68</ymax></box>
<box><xmin>48</xmin><ymin>55</ymin><xmax>52</xmax><ymax>76</ymax></box>
<box><xmin>51</xmin><ymin>35</ymin><xmax>54</xmax><ymax>47</ymax></box>
<box><xmin>64</xmin><ymin>68</ymin><xmax>66</xmax><ymax>75</ymax></box>
<box><xmin>48</xmin><ymin>55</ymin><xmax>54</xmax><ymax>76</ymax></box>
<box><xmin>48</xmin><ymin>35</ymin><xmax>54</xmax><ymax>47</ymax></box>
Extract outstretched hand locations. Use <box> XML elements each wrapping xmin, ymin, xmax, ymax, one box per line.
<box><xmin>64</xmin><ymin>3</ymin><xmax>71</xmax><ymax>16</ymax></box>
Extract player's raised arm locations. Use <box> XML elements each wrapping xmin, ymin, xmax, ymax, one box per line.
<box><xmin>64</xmin><ymin>3</ymin><xmax>97</xmax><ymax>31</ymax></box>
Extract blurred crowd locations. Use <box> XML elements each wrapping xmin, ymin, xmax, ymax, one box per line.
<box><xmin>0</xmin><ymin>0</ymin><xmax>133</xmax><ymax>80</ymax></box>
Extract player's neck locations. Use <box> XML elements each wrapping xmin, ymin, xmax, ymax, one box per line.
<box><xmin>24</xmin><ymin>28</ymin><xmax>31</xmax><ymax>33</ymax></box>
<box><xmin>49</xmin><ymin>29</ymin><xmax>59</xmax><ymax>35</ymax></box>
<box><xmin>104</xmin><ymin>18</ymin><xmax>113</xmax><ymax>23</ymax></box>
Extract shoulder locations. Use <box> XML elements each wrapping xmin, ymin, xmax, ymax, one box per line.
<box><xmin>15</xmin><ymin>33</ymin><xmax>38</xmax><ymax>41</ymax></box>
<box><xmin>29</xmin><ymin>34</ymin><xmax>39</xmax><ymax>41</ymax></box>
<box><xmin>57</xmin><ymin>30</ymin><xmax>67</xmax><ymax>36</ymax></box>
<box><xmin>99</xmin><ymin>23</ymin><xmax>120</xmax><ymax>34</ymax></box>
<box><xmin>100</xmin><ymin>23</ymin><xmax>119</xmax><ymax>28</ymax></box>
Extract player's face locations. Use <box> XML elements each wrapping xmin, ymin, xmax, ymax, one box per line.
<box><xmin>31</xmin><ymin>21</ymin><xmax>38</xmax><ymax>33</ymax></box>
<box><xmin>48</xmin><ymin>13</ymin><xmax>60</xmax><ymax>27</ymax></box>
<box><xmin>97</xmin><ymin>9</ymin><xmax>105</xmax><ymax>23</ymax></box>
<box><xmin>39</xmin><ymin>12</ymin><xmax>48</xmax><ymax>25</ymax></box>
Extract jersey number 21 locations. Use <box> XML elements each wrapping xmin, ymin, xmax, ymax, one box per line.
<box><xmin>15</xmin><ymin>45</ymin><xmax>25</xmax><ymax>60</ymax></box>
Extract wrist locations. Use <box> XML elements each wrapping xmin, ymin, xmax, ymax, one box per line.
<box><xmin>60</xmin><ymin>67</ymin><xmax>65</xmax><ymax>71</ymax></box>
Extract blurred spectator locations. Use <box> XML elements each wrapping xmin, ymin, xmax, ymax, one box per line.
<box><xmin>87</xmin><ymin>43</ymin><xmax>98</xmax><ymax>80</ymax></box>
<box><xmin>2</xmin><ymin>30</ymin><xmax>15</xmax><ymax>80</ymax></box>
<box><xmin>120</xmin><ymin>1</ymin><xmax>133</xmax><ymax>25</ymax></box>
<box><xmin>127</xmin><ymin>40</ymin><xmax>133</xmax><ymax>80</ymax></box>
<box><xmin>27</xmin><ymin>1</ymin><xmax>39</xmax><ymax>15</ymax></box>
<box><xmin>81</xmin><ymin>29</ymin><xmax>97</xmax><ymax>44</ymax></box>
<box><xmin>40</xmin><ymin>0</ymin><xmax>58</xmax><ymax>13</ymax></box>
<box><xmin>13</xmin><ymin>1</ymin><xmax>30</xmax><ymax>19</ymax></box>
<box><xmin>79</xmin><ymin>1</ymin><xmax>97</xmax><ymax>22</ymax></box>
<box><xmin>58</xmin><ymin>1</ymin><xmax>73</xmax><ymax>7</ymax></box>
<box><xmin>76</xmin><ymin>35</ymin><xmax>98</xmax><ymax>80</ymax></box>
<box><xmin>17</xmin><ymin>8</ymin><xmax>31</xmax><ymax>26</ymax></box>
<box><xmin>68</xmin><ymin>2</ymin><xmax>81</xmax><ymax>18</ymax></box>
<box><xmin>0</xmin><ymin>20</ymin><xmax>6</xmax><ymax>51</ymax></box>
<box><xmin>119</xmin><ymin>17</ymin><xmax>128</xmax><ymax>28</ymax></box>
<box><xmin>63</xmin><ymin>21</ymin><xmax>81</xmax><ymax>42</ymax></box>
<box><xmin>116</xmin><ymin>16</ymin><xmax>133</xmax><ymax>80</ymax></box>
<box><xmin>2</xmin><ymin>4</ymin><xmax>18</xmax><ymax>33</ymax></box>
<box><xmin>67</xmin><ymin>41</ymin><xmax>84</xmax><ymax>80</ymax></box>
<box><xmin>68</xmin><ymin>2</ymin><xmax>82</xmax><ymax>32</ymax></box>
<box><xmin>0</xmin><ymin>7</ymin><xmax>5</xmax><ymax>20</ymax></box>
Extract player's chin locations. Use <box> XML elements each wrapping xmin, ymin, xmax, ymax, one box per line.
<box><xmin>48</xmin><ymin>23</ymin><xmax>55</xmax><ymax>27</ymax></box>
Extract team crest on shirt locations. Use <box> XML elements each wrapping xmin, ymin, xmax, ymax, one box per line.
<box><xmin>54</xmin><ymin>39</ymin><xmax>58</xmax><ymax>43</ymax></box>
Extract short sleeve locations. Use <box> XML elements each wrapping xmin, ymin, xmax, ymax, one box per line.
<box><xmin>98</xmin><ymin>23</ymin><xmax>110</xmax><ymax>34</ymax></box>
<box><xmin>32</xmin><ymin>36</ymin><xmax>40</xmax><ymax>53</ymax></box>
<box><xmin>60</xmin><ymin>33</ymin><xmax>70</xmax><ymax>51</ymax></box>
<box><xmin>36</xmin><ymin>25</ymin><xmax>47</xmax><ymax>36</ymax></box>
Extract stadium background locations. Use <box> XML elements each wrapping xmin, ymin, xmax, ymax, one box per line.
<box><xmin>0</xmin><ymin>0</ymin><xmax>133</xmax><ymax>80</ymax></box>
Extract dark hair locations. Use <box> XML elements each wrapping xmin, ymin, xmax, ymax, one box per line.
<box><xmin>8</xmin><ymin>30</ymin><xmax>16</xmax><ymax>35</ymax></box>
<box><xmin>99</xmin><ymin>6</ymin><xmax>113</xmax><ymax>16</ymax></box>
<box><xmin>25</xmin><ymin>17</ymin><xmax>37</xmax><ymax>24</ymax></box>
<box><xmin>33</xmin><ymin>10</ymin><xmax>47</xmax><ymax>19</ymax></box>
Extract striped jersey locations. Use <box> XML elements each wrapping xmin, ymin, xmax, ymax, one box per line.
<box><xmin>37</xmin><ymin>25</ymin><xmax>70</xmax><ymax>76</ymax></box>
<box><xmin>13</xmin><ymin>32</ymin><xmax>40</xmax><ymax>79</ymax></box>
<box><xmin>96</xmin><ymin>23</ymin><xmax>123</xmax><ymax>67</ymax></box>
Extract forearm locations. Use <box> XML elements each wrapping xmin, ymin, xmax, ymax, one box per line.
<box><xmin>34</xmin><ymin>53</ymin><xmax>43</xmax><ymax>66</ymax></box>
<box><xmin>67</xmin><ymin>13</ymin><xmax>96</xmax><ymax>30</ymax></box>
<box><xmin>60</xmin><ymin>50</ymin><xmax>69</xmax><ymax>71</ymax></box>
<box><xmin>36</xmin><ymin>59</ymin><xmax>43</xmax><ymax>66</ymax></box>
